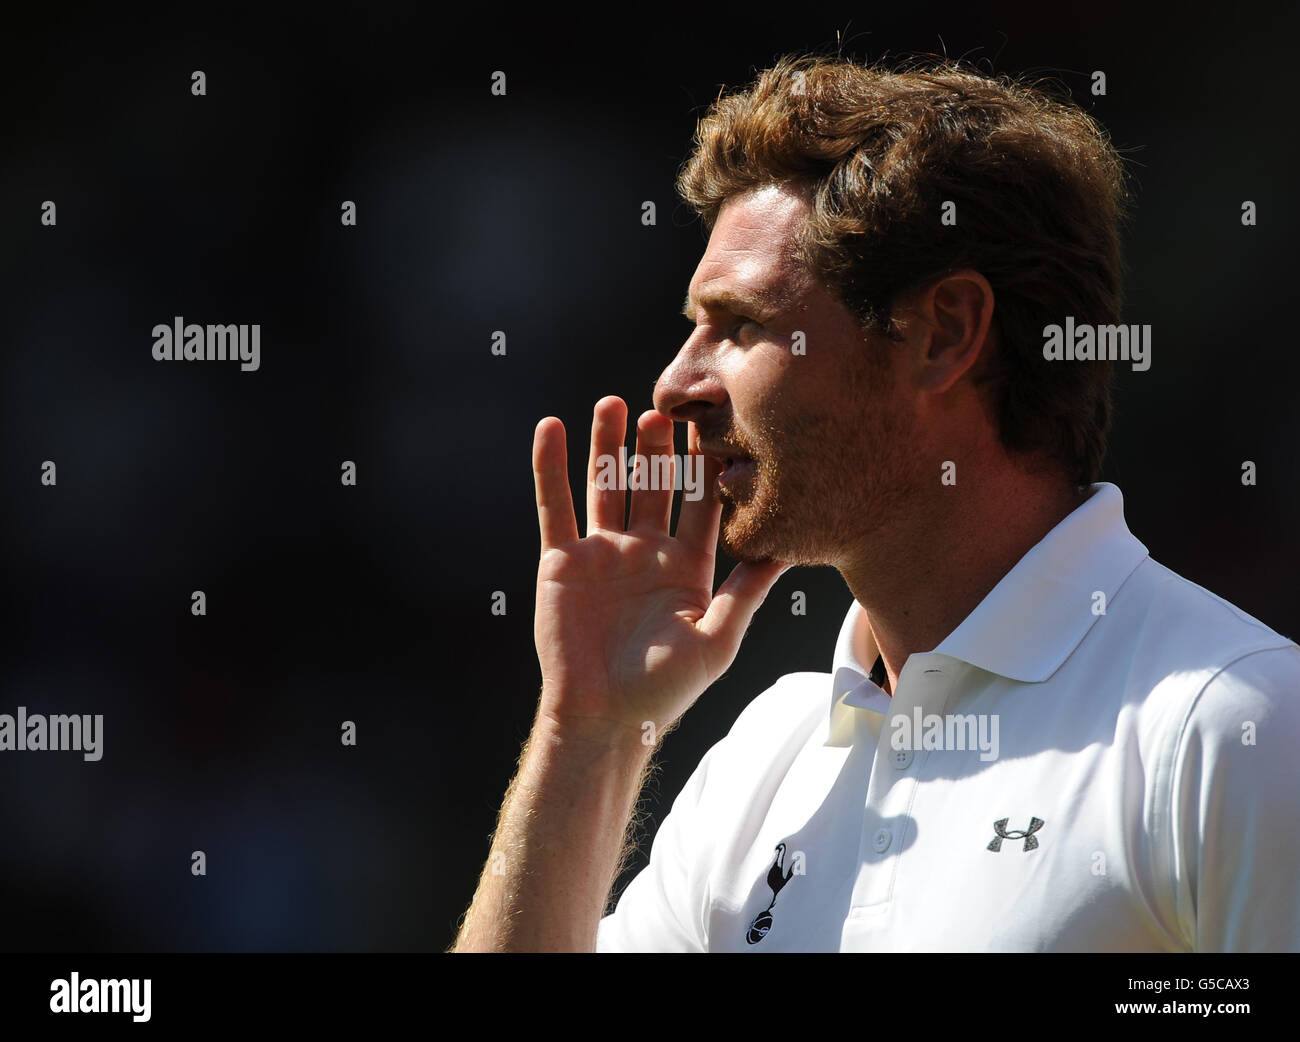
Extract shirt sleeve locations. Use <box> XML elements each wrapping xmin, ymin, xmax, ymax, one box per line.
<box><xmin>595</xmin><ymin>741</ymin><xmax>719</xmax><ymax>953</ymax></box>
<box><xmin>1169</xmin><ymin>644</ymin><xmax>1300</xmax><ymax>952</ymax></box>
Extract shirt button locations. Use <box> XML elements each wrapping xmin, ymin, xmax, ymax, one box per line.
<box><xmin>892</xmin><ymin>748</ymin><xmax>912</xmax><ymax>769</ymax></box>
<box><xmin>872</xmin><ymin>827</ymin><xmax>892</xmax><ymax>853</ymax></box>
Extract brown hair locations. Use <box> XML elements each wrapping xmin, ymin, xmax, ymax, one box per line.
<box><xmin>677</xmin><ymin>53</ymin><xmax>1131</xmax><ymax>486</ymax></box>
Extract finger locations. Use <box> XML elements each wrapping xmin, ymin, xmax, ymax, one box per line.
<box><xmin>585</xmin><ymin>396</ymin><xmax>629</xmax><ymax>534</ymax></box>
<box><xmin>674</xmin><ymin>420</ymin><xmax>723</xmax><ymax>554</ymax></box>
<box><xmin>627</xmin><ymin>411</ymin><xmax>676</xmax><ymax>533</ymax></box>
<box><xmin>533</xmin><ymin>417</ymin><xmax>579</xmax><ymax>550</ymax></box>
<box><xmin>698</xmin><ymin>559</ymin><xmax>790</xmax><ymax>658</ymax></box>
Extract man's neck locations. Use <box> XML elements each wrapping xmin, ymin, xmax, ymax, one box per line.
<box><xmin>844</xmin><ymin>474</ymin><xmax>1089</xmax><ymax>696</ymax></box>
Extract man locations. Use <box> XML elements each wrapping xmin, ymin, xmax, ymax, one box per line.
<box><xmin>452</xmin><ymin>55</ymin><xmax>1300</xmax><ymax>952</ymax></box>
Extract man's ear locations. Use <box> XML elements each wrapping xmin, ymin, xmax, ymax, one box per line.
<box><xmin>909</xmin><ymin>269</ymin><xmax>996</xmax><ymax>394</ymax></box>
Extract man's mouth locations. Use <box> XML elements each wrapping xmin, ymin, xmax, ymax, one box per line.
<box><xmin>700</xmin><ymin>445</ymin><xmax>757</xmax><ymax>491</ymax></box>
<box><xmin>717</xmin><ymin>457</ymin><xmax>756</xmax><ymax>491</ymax></box>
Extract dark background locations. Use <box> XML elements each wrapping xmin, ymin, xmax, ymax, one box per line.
<box><xmin>1</xmin><ymin>2</ymin><xmax>1296</xmax><ymax>951</ymax></box>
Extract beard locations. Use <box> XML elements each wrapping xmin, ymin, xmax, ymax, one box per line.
<box><xmin>716</xmin><ymin>453</ymin><xmax>792</xmax><ymax>564</ymax></box>
<box><xmin>714</xmin><ymin>376</ymin><xmax>910</xmax><ymax>567</ymax></box>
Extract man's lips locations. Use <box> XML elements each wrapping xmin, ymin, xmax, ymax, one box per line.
<box><xmin>698</xmin><ymin>444</ymin><xmax>756</xmax><ymax>490</ymax></box>
<box><xmin>697</xmin><ymin>444</ymin><xmax>754</xmax><ymax>467</ymax></box>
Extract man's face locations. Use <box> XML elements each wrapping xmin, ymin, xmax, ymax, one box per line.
<box><xmin>654</xmin><ymin>182</ymin><xmax>913</xmax><ymax>566</ymax></box>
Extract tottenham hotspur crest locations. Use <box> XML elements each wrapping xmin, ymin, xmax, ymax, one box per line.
<box><xmin>746</xmin><ymin>842</ymin><xmax>797</xmax><ymax>945</ymax></box>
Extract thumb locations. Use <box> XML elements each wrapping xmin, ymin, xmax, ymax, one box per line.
<box><xmin>698</xmin><ymin>559</ymin><xmax>791</xmax><ymax>658</ymax></box>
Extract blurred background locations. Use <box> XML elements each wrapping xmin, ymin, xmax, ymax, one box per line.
<box><xmin>1</xmin><ymin>2</ymin><xmax>1296</xmax><ymax>951</ymax></box>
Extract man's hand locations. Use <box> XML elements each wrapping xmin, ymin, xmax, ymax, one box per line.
<box><xmin>451</xmin><ymin>396</ymin><xmax>786</xmax><ymax>951</ymax></box>
<box><xmin>532</xmin><ymin>396</ymin><xmax>788</xmax><ymax>742</ymax></box>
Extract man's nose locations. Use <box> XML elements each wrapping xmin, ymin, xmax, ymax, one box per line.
<box><xmin>653</xmin><ymin>344</ymin><xmax>727</xmax><ymax>424</ymax></box>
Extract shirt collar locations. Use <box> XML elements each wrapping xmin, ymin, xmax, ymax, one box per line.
<box><xmin>826</xmin><ymin>596</ymin><xmax>887</xmax><ymax>745</ymax></box>
<box><xmin>825</xmin><ymin>482</ymin><xmax>1148</xmax><ymax>744</ymax></box>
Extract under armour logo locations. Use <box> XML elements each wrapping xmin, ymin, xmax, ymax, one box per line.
<box><xmin>987</xmin><ymin>817</ymin><xmax>1044</xmax><ymax>852</ymax></box>
<box><xmin>746</xmin><ymin>842</ymin><xmax>796</xmax><ymax>945</ymax></box>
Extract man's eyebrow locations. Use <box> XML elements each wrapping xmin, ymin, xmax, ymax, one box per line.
<box><xmin>681</xmin><ymin>287</ymin><xmax>788</xmax><ymax>322</ymax></box>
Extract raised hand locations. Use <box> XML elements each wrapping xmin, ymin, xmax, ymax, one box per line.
<box><xmin>532</xmin><ymin>396</ymin><xmax>788</xmax><ymax>742</ymax></box>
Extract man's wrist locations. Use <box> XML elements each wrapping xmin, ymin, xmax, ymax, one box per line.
<box><xmin>533</xmin><ymin>698</ymin><xmax>658</xmax><ymax>765</ymax></box>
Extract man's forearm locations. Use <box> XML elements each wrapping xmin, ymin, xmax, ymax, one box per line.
<box><xmin>451</xmin><ymin>707</ymin><xmax>656</xmax><ymax>952</ymax></box>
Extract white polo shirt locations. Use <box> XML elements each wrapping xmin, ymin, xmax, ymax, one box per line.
<box><xmin>595</xmin><ymin>482</ymin><xmax>1300</xmax><ymax>952</ymax></box>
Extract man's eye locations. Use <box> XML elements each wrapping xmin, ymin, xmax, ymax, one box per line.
<box><xmin>732</xmin><ymin>318</ymin><xmax>759</xmax><ymax>338</ymax></box>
